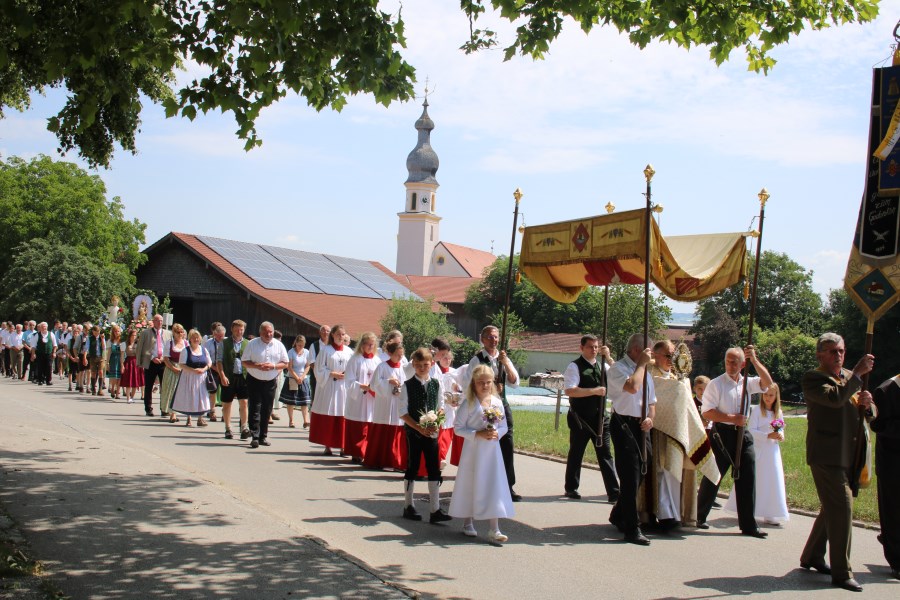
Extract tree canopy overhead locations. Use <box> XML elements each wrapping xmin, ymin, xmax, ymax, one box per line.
<box><xmin>0</xmin><ymin>0</ymin><xmax>879</xmax><ymax>167</ymax></box>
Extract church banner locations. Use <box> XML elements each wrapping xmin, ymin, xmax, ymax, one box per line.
<box><xmin>520</xmin><ymin>209</ymin><xmax>749</xmax><ymax>303</ymax></box>
<box><xmin>846</xmin><ymin>66</ymin><xmax>900</xmax><ymax>322</ymax></box>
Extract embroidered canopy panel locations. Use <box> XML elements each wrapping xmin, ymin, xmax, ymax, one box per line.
<box><xmin>519</xmin><ymin>209</ymin><xmax>750</xmax><ymax>303</ymax></box>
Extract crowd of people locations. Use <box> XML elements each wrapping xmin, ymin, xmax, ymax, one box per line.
<box><xmin>1</xmin><ymin>317</ymin><xmax>897</xmax><ymax>587</ymax></box>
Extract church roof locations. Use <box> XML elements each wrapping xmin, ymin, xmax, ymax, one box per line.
<box><xmin>405</xmin><ymin>99</ymin><xmax>439</xmax><ymax>185</ymax></box>
<box><xmin>402</xmin><ymin>275</ymin><xmax>479</xmax><ymax>304</ymax></box>
<box><xmin>438</xmin><ymin>242</ymin><xmax>496</xmax><ymax>278</ymax></box>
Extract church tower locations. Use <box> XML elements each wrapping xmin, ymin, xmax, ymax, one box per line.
<box><xmin>396</xmin><ymin>99</ymin><xmax>441</xmax><ymax>276</ymax></box>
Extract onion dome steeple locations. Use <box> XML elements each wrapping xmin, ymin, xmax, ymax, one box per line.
<box><xmin>405</xmin><ymin>99</ymin><xmax>439</xmax><ymax>185</ymax></box>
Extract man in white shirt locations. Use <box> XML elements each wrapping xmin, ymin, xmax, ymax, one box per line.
<box><xmin>607</xmin><ymin>333</ymin><xmax>656</xmax><ymax>545</ymax></box>
<box><xmin>21</xmin><ymin>321</ymin><xmax>35</xmax><ymax>381</ymax></box>
<box><xmin>464</xmin><ymin>325</ymin><xmax>521</xmax><ymax>501</ymax></box>
<box><xmin>241</xmin><ymin>321</ymin><xmax>289</xmax><ymax>448</ymax></box>
<box><xmin>7</xmin><ymin>324</ymin><xmax>25</xmax><ymax>380</ymax></box>
<box><xmin>697</xmin><ymin>345</ymin><xmax>773</xmax><ymax>538</ymax></box>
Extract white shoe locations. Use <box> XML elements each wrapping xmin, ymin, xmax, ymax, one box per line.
<box><xmin>127</xmin><ymin>398</ymin><xmax>134</xmax><ymax>404</ymax></box>
<box><xmin>488</xmin><ymin>530</ymin><xmax>508</xmax><ymax>544</ymax></box>
<box><xmin>463</xmin><ymin>524</ymin><xmax>477</xmax><ymax>537</ymax></box>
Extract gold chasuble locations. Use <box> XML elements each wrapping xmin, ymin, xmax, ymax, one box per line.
<box><xmin>639</xmin><ymin>365</ymin><xmax>720</xmax><ymax>527</ymax></box>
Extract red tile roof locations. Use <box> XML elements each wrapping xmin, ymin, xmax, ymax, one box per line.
<box><xmin>167</xmin><ymin>233</ymin><xmax>398</xmax><ymax>336</ymax></box>
<box><xmin>402</xmin><ymin>275</ymin><xmax>479</xmax><ymax>304</ymax></box>
<box><xmin>439</xmin><ymin>242</ymin><xmax>496</xmax><ymax>277</ymax></box>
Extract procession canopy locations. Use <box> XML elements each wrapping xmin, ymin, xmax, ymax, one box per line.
<box><xmin>519</xmin><ymin>209</ymin><xmax>750</xmax><ymax>303</ymax></box>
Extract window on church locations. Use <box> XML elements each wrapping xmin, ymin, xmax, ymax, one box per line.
<box><xmin>411</xmin><ymin>193</ymin><xmax>417</xmax><ymax>211</ymax></box>
<box><xmin>430</xmin><ymin>226</ymin><xmax>433</xmax><ymax>241</ymax></box>
<box><xmin>436</xmin><ymin>255</ymin><xmax>445</xmax><ymax>265</ymax></box>
<box><xmin>432</xmin><ymin>194</ymin><xmax>436</xmax><ymax>211</ymax></box>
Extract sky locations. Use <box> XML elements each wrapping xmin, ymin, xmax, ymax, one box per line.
<box><xmin>1</xmin><ymin>0</ymin><xmax>898</xmax><ymax>315</ymax></box>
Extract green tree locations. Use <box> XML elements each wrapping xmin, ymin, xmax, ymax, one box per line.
<box><xmin>0</xmin><ymin>155</ymin><xmax>146</xmax><ymax>276</ymax></box>
<box><xmin>754</xmin><ymin>327</ymin><xmax>818</xmax><ymax>398</ymax></box>
<box><xmin>1</xmin><ymin>1</ymin><xmax>878</xmax><ymax>167</ymax></box>
<box><xmin>465</xmin><ymin>255</ymin><xmax>671</xmax><ymax>356</ymax></box>
<box><xmin>379</xmin><ymin>296</ymin><xmax>457</xmax><ymax>358</ymax></box>
<box><xmin>691</xmin><ymin>303</ymin><xmax>741</xmax><ymax>375</ymax></box>
<box><xmin>693</xmin><ymin>250</ymin><xmax>824</xmax><ymax>339</ymax></box>
<box><xmin>0</xmin><ymin>239</ymin><xmax>132</xmax><ymax>322</ymax></box>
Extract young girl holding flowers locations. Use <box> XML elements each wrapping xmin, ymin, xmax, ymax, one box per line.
<box><xmin>725</xmin><ymin>382</ymin><xmax>789</xmax><ymax>524</ymax></box>
<box><xmin>449</xmin><ymin>364</ymin><xmax>515</xmax><ymax>544</ymax></box>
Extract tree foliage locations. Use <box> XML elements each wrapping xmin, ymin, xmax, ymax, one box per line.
<box><xmin>0</xmin><ymin>0</ymin><xmax>878</xmax><ymax>166</ymax></box>
<box><xmin>0</xmin><ymin>239</ymin><xmax>132</xmax><ymax>322</ymax></box>
<box><xmin>460</xmin><ymin>0</ymin><xmax>879</xmax><ymax>73</ymax></box>
<box><xmin>754</xmin><ymin>327</ymin><xmax>818</xmax><ymax>397</ymax></box>
<box><xmin>690</xmin><ymin>303</ymin><xmax>741</xmax><ymax>375</ymax></box>
<box><xmin>0</xmin><ymin>155</ymin><xmax>146</xmax><ymax>277</ymax></box>
<box><xmin>693</xmin><ymin>250</ymin><xmax>823</xmax><ymax>339</ymax></box>
<box><xmin>465</xmin><ymin>255</ymin><xmax>671</xmax><ymax>357</ymax></box>
<box><xmin>379</xmin><ymin>296</ymin><xmax>458</xmax><ymax>359</ymax></box>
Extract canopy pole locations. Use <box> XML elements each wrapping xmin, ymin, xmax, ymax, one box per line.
<box><xmin>597</xmin><ymin>284</ymin><xmax>610</xmax><ymax>447</ymax></box>
<box><xmin>734</xmin><ymin>188</ymin><xmax>769</xmax><ymax>480</ymax></box>
<box><xmin>499</xmin><ymin>188</ymin><xmax>523</xmax><ymax>352</ymax></box>
<box><xmin>640</xmin><ymin>165</ymin><xmax>655</xmax><ymax>473</ymax></box>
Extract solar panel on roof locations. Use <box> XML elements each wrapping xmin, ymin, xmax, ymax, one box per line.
<box><xmin>197</xmin><ymin>235</ymin><xmax>419</xmax><ymax>300</ymax></box>
<box><xmin>261</xmin><ymin>246</ymin><xmax>382</xmax><ymax>299</ymax></box>
<box><xmin>325</xmin><ymin>255</ymin><xmax>421</xmax><ymax>300</ymax></box>
<box><xmin>197</xmin><ymin>236</ymin><xmax>321</xmax><ymax>294</ymax></box>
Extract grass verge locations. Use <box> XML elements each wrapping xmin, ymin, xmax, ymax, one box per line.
<box><xmin>512</xmin><ymin>408</ymin><xmax>880</xmax><ymax>523</ymax></box>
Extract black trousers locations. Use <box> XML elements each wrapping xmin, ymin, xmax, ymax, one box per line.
<box><xmin>697</xmin><ymin>423</ymin><xmax>757</xmax><ymax>532</ymax></box>
<box><xmin>23</xmin><ymin>350</ymin><xmax>32</xmax><ymax>380</ymax></box>
<box><xmin>609</xmin><ymin>413</ymin><xmax>649</xmax><ymax>534</ymax></box>
<box><xmin>565</xmin><ymin>398</ymin><xmax>619</xmax><ymax>497</ymax></box>
<box><xmin>876</xmin><ymin>442</ymin><xmax>900</xmax><ymax>571</ymax></box>
<box><xmin>143</xmin><ymin>361</ymin><xmax>166</xmax><ymax>413</ymax></box>
<box><xmin>405</xmin><ymin>426</ymin><xmax>441</xmax><ymax>482</ymax></box>
<box><xmin>247</xmin><ymin>375</ymin><xmax>277</xmax><ymax>441</ymax></box>
<box><xmin>33</xmin><ymin>352</ymin><xmax>53</xmax><ymax>384</ymax></box>
<box><xmin>500</xmin><ymin>401</ymin><xmax>516</xmax><ymax>489</ymax></box>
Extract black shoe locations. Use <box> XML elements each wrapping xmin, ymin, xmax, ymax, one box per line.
<box><xmin>800</xmin><ymin>561</ymin><xmax>831</xmax><ymax>575</ymax></box>
<box><xmin>890</xmin><ymin>568</ymin><xmax>899</xmax><ymax>580</ymax></box>
<box><xmin>510</xmin><ymin>489</ymin><xmax>522</xmax><ymax>502</ymax></box>
<box><xmin>259</xmin><ymin>438</ymin><xmax>271</xmax><ymax>447</ymax></box>
<box><xmin>658</xmin><ymin>518</ymin><xmax>681</xmax><ymax>531</ymax></box>
<box><xmin>607</xmin><ymin>494</ymin><xmax>619</xmax><ymax>504</ymax></box>
<box><xmin>146</xmin><ymin>410</ymin><xmax>154</xmax><ymax>417</ymax></box>
<box><xmin>742</xmin><ymin>529</ymin><xmax>768</xmax><ymax>539</ymax></box>
<box><xmin>403</xmin><ymin>505</ymin><xmax>422</xmax><ymax>521</ymax></box>
<box><xmin>429</xmin><ymin>509</ymin><xmax>452</xmax><ymax>523</ymax></box>
<box><xmin>224</xmin><ymin>429</ymin><xmax>234</xmax><ymax>440</ymax></box>
<box><xmin>624</xmin><ymin>529</ymin><xmax>650</xmax><ymax>546</ymax></box>
<box><xmin>250</xmin><ymin>439</ymin><xmax>260</xmax><ymax>449</ymax></box>
<box><xmin>696</xmin><ymin>521</ymin><xmax>710</xmax><ymax>530</ymax></box>
<box><xmin>712</xmin><ymin>501</ymin><xmax>722</xmax><ymax>508</ymax></box>
<box><xmin>831</xmin><ymin>578</ymin><xmax>862</xmax><ymax>592</ymax></box>
<box><xmin>564</xmin><ymin>490</ymin><xmax>581</xmax><ymax>500</ymax></box>
<box><xmin>240</xmin><ymin>429</ymin><xmax>250</xmax><ymax>440</ymax></box>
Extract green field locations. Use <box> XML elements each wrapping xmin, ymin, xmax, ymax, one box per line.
<box><xmin>512</xmin><ymin>408</ymin><xmax>880</xmax><ymax>523</ymax></box>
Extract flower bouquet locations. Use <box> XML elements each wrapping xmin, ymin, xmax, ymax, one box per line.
<box><xmin>770</xmin><ymin>418</ymin><xmax>785</xmax><ymax>434</ymax></box>
<box><xmin>419</xmin><ymin>408</ymin><xmax>445</xmax><ymax>438</ymax></box>
<box><xmin>483</xmin><ymin>406</ymin><xmax>505</xmax><ymax>431</ymax></box>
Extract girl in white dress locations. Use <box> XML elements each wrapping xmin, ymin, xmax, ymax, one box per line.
<box><xmin>724</xmin><ymin>382</ymin><xmax>789</xmax><ymax>524</ymax></box>
<box><xmin>343</xmin><ymin>332</ymin><xmax>381</xmax><ymax>462</ymax></box>
<box><xmin>364</xmin><ymin>341</ymin><xmax>407</xmax><ymax>470</ymax></box>
<box><xmin>449</xmin><ymin>364</ymin><xmax>515</xmax><ymax>544</ymax></box>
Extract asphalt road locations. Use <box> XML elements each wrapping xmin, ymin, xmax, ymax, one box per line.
<box><xmin>1</xmin><ymin>377</ymin><xmax>897</xmax><ymax>599</ymax></box>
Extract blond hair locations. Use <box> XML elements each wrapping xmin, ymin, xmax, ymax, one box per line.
<box><xmin>465</xmin><ymin>364</ymin><xmax>497</xmax><ymax>407</ymax></box>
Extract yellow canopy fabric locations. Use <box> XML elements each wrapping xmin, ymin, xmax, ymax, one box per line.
<box><xmin>520</xmin><ymin>209</ymin><xmax>749</xmax><ymax>303</ymax></box>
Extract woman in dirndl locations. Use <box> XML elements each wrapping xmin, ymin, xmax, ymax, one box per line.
<box><xmin>105</xmin><ymin>325</ymin><xmax>125</xmax><ymax>399</ymax></box>
<box><xmin>160</xmin><ymin>324</ymin><xmax>186</xmax><ymax>422</ymax></box>
<box><xmin>120</xmin><ymin>328</ymin><xmax>144</xmax><ymax>403</ymax></box>
<box><xmin>170</xmin><ymin>329</ymin><xmax>212</xmax><ymax>427</ymax></box>
<box><xmin>281</xmin><ymin>335</ymin><xmax>312</xmax><ymax>428</ymax></box>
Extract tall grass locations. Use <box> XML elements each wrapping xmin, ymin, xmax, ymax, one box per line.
<box><xmin>512</xmin><ymin>409</ymin><xmax>880</xmax><ymax>523</ymax></box>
